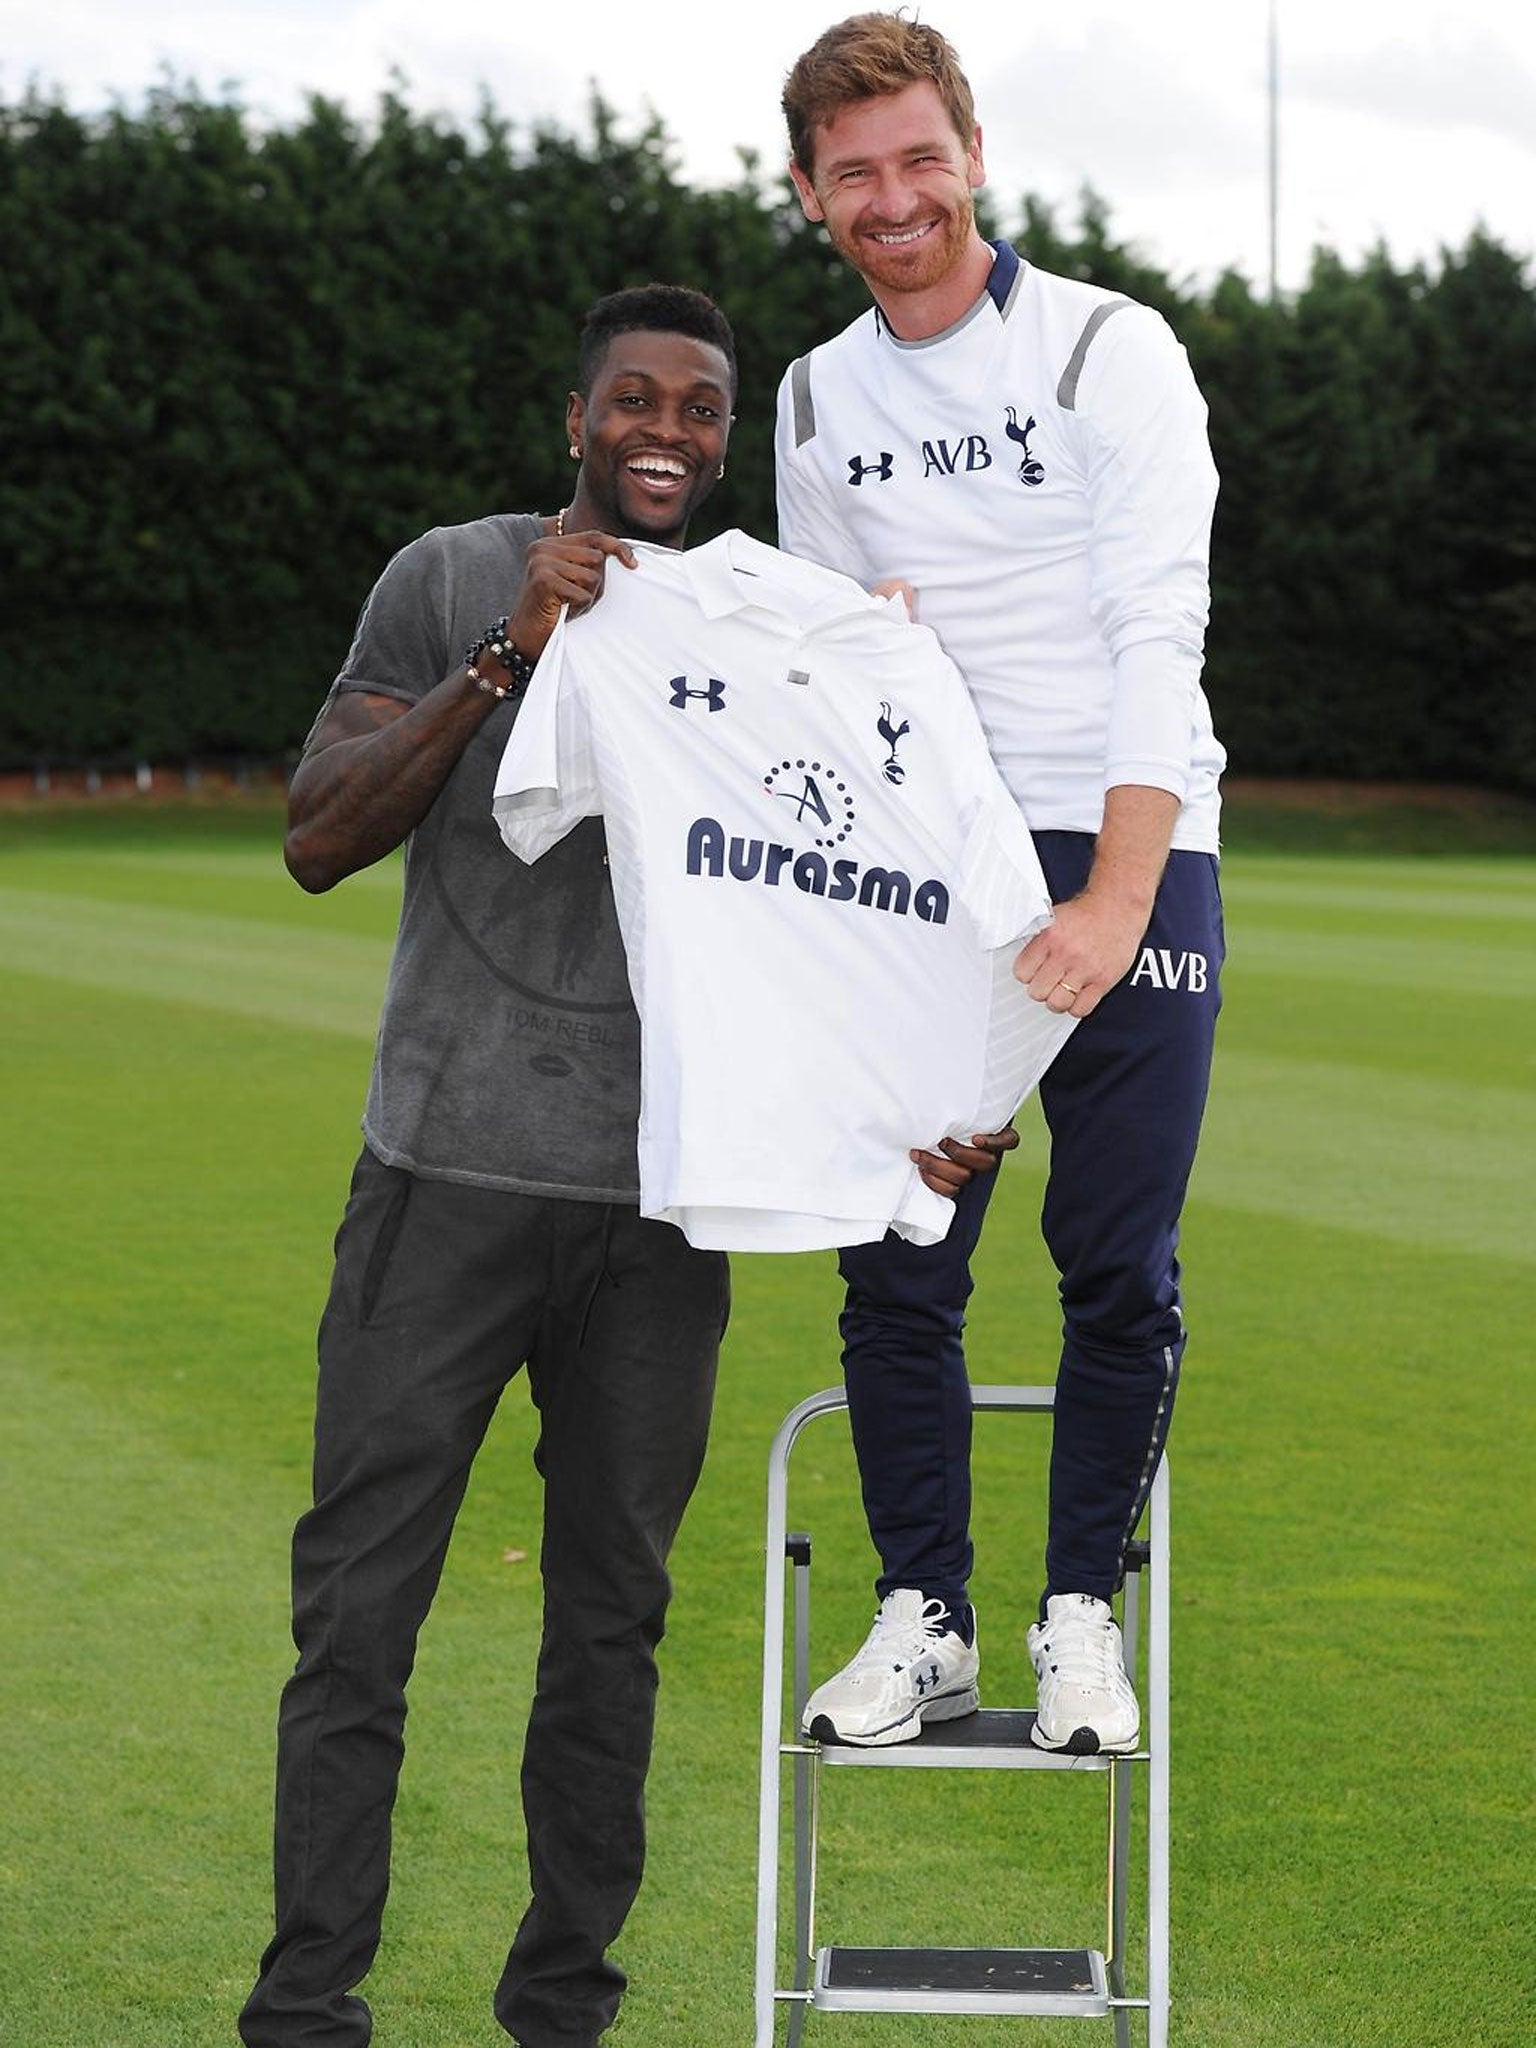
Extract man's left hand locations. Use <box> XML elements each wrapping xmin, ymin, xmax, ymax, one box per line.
<box><xmin>912</xmin><ymin>1126</ymin><xmax>1019</xmax><ymax>1197</ymax></box>
<box><xmin>1013</xmin><ymin>892</ymin><xmax>1147</xmax><ymax>1018</ymax></box>
<box><xmin>1015</xmin><ymin>784</ymin><xmax>1176</xmax><ymax>1016</ymax></box>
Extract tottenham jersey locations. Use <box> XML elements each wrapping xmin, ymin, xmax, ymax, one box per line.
<box><xmin>776</xmin><ymin>241</ymin><xmax>1224</xmax><ymax>851</ymax></box>
<box><xmin>492</xmin><ymin>529</ymin><xmax>1075</xmax><ymax>1253</ymax></box>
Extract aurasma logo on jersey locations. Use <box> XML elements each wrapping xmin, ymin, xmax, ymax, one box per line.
<box><xmin>846</xmin><ymin>407</ymin><xmax>1046</xmax><ymax>486</ymax></box>
<box><xmin>685</xmin><ymin>748</ymin><xmax>947</xmax><ymax>922</ymax></box>
<box><xmin>684</xmin><ymin>819</ymin><xmax>951</xmax><ymax>923</ymax></box>
<box><xmin>672</xmin><ymin>686</ymin><xmax>947</xmax><ymax>918</ymax></box>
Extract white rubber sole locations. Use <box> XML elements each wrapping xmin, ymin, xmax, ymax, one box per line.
<box><xmin>804</xmin><ymin>1682</ymin><xmax>981</xmax><ymax>1748</ymax></box>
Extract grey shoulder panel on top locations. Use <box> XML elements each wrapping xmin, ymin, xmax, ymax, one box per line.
<box><xmin>789</xmin><ymin>355</ymin><xmax>816</xmax><ymax>447</ymax></box>
<box><xmin>1056</xmin><ymin>299</ymin><xmax>1132</xmax><ymax>411</ymax></box>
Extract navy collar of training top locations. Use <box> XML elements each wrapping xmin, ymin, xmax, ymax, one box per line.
<box><xmin>872</xmin><ymin>239</ymin><xmax>1021</xmax><ymax>343</ymax></box>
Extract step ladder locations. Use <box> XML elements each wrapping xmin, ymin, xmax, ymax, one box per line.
<box><xmin>754</xmin><ymin>1383</ymin><xmax>1169</xmax><ymax>2047</ymax></box>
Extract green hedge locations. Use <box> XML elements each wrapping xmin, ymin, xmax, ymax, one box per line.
<box><xmin>3</xmin><ymin>87</ymin><xmax>1533</xmax><ymax>790</ymax></box>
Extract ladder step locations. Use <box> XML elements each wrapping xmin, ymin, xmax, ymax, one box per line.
<box><xmin>814</xmin><ymin>1944</ymin><xmax>1110</xmax><ymax>2016</ymax></box>
<box><xmin>817</xmin><ymin>1706</ymin><xmax>1130</xmax><ymax>1769</ymax></box>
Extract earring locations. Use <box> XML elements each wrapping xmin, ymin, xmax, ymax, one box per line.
<box><xmin>716</xmin><ymin>463</ymin><xmax>726</xmax><ymax>480</ymax></box>
<box><xmin>569</xmin><ymin>442</ymin><xmax>581</xmax><ymax>460</ymax></box>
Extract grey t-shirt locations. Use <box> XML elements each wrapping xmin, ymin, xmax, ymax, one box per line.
<box><xmin>311</xmin><ymin>512</ymin><xmax>641</xmax><ymax>1198</ymax></box>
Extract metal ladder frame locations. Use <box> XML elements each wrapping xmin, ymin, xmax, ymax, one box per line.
<box><xmin>754</xmin><ymin>1383</ymin><xmax>1169</xmax><ymax>2047</ymax></box>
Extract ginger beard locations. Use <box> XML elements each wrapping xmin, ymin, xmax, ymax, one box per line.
<box><xmin>822</xmin><ymin>184</ymin><xmax>978</xmax><ymax>300</ymax></box>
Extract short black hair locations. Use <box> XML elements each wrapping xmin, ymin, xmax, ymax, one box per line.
<box><xmin>575</xmin><ymin>284</ymin><xmax>738</xmax><ymax>401</ymax></box>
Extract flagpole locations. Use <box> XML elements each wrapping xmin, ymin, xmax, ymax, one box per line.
<box><xmin>1267</xmin><ymin>0</ymin><xmax>1280</xmax><ymax>300</ymax></box>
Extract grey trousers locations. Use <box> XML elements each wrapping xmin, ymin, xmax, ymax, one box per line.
<box><xmin>240</xmin><ymin>1147</ymin><xmax>729</xmax><ymax>2048</ymax></box>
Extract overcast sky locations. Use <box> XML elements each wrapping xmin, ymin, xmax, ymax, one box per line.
<box><xmin>7</xmin><ymin>1</ymin><xmax>1534</xmax><ymax>291</ymax></box>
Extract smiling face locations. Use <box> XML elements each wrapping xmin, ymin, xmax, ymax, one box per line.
<box><xmin>566</xmin><ymin>330</ymin><xmax>734</xmax><ymax>547</ymax></box>
<box><xmin>790</xmin><ymin>80</ymin><xmax>989</xmax><ymax>326</ymax></box>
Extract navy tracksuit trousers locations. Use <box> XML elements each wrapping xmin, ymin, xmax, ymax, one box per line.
<box><xmin>838</xmin><ymin>832</ymin><xmax>1224</xmax><ymax>1616</ymax></box>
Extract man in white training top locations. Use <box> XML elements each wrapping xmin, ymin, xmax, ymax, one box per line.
<box><xmin>775</xmin><ymin>12</ymin><xmax>1225</xmax><ymax>1755</ymax></box>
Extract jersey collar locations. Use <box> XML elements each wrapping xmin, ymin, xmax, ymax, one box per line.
<box><xmin>676</xmin><ymin>530</ymin><xmax>879</xmax><ymax>627</ymax></box>
<box><xmin>874</xmin><ymin>237</ymin><xmax>1026</xmax><ymax>349</ymax></box>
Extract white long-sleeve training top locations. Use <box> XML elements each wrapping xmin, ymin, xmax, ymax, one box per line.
<box><xmin>775</xmin><ymin>240</ymin><xmax>1225</xmax><ymax>853</ymax></box>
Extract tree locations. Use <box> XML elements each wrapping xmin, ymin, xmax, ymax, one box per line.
<box><xmin>2</xmin><ymin>84</ymin><xmax>1532</xmax><ymax>792</ymax></box>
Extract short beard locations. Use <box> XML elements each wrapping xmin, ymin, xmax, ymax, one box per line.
<box><xmin>612</xmin><ymin>471</ymin><xmax>716</xmax><ymax>546</ymax></box>
<box><xmin>828</xmin><ymin>193</ymin><xmax>976</xmax><ymax>297</ymax></box>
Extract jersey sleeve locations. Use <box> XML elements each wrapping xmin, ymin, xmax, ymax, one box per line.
<box><xmin>955</xmin><ymin>797</ymin><xmax>1054</xmax><ymax>951</ymax></box>
<box><xmin>917</xmin><ymin>649</ymin><xmax>1074</xmax><ymax>1138</ymax></box>
<box><xmin>1072</xmin><ymin>308</ymin><xmax>1218</xmax><ymax>801</ymax></box>
<box><xmin>952</xmin><ymin>762</ymin><xmax>1056</xmax><ymax>950</ymax></box>
<box><xmin>774</xmin><ymin>357</ymin><xmax>875</xmax><ymax>584</ymax></box>
<box><xmin>490</xmin><ymin>607</ymin><xmax>599</xmax><ymax>861</ymax></box>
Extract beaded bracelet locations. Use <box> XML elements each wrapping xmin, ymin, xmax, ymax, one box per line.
<box><xmin>464</xmin><ymin>617</ymin><xmax>536</xmax><ymax>699</ymax></box>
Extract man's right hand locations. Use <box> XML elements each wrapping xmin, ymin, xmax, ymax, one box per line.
<box><xmin>286</xmin><ymin>530</ymin><xmax>641</xmax><ymax>893</ymax></box>
<box><xmin>509</xmin><ymin>530</ymin><xmax>638</xmax><ymax>660</ymax></box>
<box><xmin>912</xmin><ymin>1124</ymin><xmax>1018</xmax><ymax>1197</ymax></box>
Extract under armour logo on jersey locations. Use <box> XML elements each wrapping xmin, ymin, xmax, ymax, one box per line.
<box><xmin>1005</xmin><ymin>408</ymin><xmax>1046</xmax><ymax>485</ymax></box>
<box><xmin>1130</xmin><ymin>948</ymin><xmax>1210</xmax><ymax>993</ymax></box>
<box><xmin>848</xmin><ymin>452</ymin><xmax>895</xmax><ymax>485</ymax></box>
<box><xmin>877</xmin><ymin>701</ymin><xmax>911</xmax><ymax>785</ymax></box>
<box><xmin>669</xmin><ymin>675</ymin><xmax>726</xmax><ymax>712</ymax></box>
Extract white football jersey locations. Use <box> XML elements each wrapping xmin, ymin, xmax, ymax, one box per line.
<box><xmin>776</xmin><ymin>242</ymin><xmax>1225</xmax><ymax>851</ymax></box>
<box><xmin>492</xmin><ymin>530</ymin><xmax>1075</xmax><ymax>1253</ymax></box>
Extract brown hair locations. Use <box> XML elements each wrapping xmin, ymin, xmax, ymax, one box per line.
<box><xmin>782</xmin><ymin>12</ymin><xmax>975</xmax><ymax>175</ymax></box>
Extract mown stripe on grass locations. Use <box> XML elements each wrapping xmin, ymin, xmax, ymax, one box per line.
<box><xmin>0</xmin><ymin>889</ymin><xmax>388</xmax><ymax>1038</ymax></box>
<box><xmin>1197</xmin><ymin>1048</ymin><xmax>1534</xmax><ymax>1261</ymax></box>
<box><xmin>2</xmin><ymin>844</ymin><xmax>399</xmax><ymax>883</ymax></box>
<box><xmin>1228</xmin><ymin>921</ymin><xmax>1536</xmax><ymax>999</ymax></box>
<box><xmin>1224</xmin><ymin>863</ymin><xmax>1536</xmax><ymax>919</ymax></box>
<box><xmin>0</xmin><ymin>843</ymin><xmax>403</xmax><ymax>896</ymax></box>
<box><xmin>0</xmin><ymin>1330</ymin><xmax>302</xmax><ymax>2024</ymax></box>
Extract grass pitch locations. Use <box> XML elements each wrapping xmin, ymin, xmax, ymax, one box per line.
<box><xmin>2</xmin><ymin>792</ymin><xmax>1532</xmax><ymax>2046</ymax></box>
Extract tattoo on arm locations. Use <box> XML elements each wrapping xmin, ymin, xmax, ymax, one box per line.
<box><xmin>286</xmin><ymin>675</ymin><xmax>496</xmax><ymax>889</ymax></box>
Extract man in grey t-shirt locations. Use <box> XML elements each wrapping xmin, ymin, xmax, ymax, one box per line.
<box><xmin>240</xmin><ymin>287</ymin><xmax>738</xmax><ymax>2048</ymax></box>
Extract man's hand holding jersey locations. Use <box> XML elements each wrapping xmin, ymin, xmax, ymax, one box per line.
<box><xmin>1013</xmin><ymin>890</ymin><xmax>1149</xmax><ymax>1019</ymax></box>
<box><xmin>912</xmin><ymin>1126</ymin><xmax>1019</xmax><ymax>1198</ymax></box>
<box><xmin>1015</xmin><ymin>785</ymin><xmax>1181</xmax><ymax>1017</ymax></box>
<box><xmin>514</xmin><ymin>529</ymin><xmax>637</xmax><ymax>655</ymax></box>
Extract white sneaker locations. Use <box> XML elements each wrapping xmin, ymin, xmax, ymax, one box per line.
<box><xmin>801</xmin><ymin>1589</ymin><xmax>980</xmax><ymax>1747</ymax></box>
<box><xmin>1027</xmin><ymin>1593</ymin><xmax>1140</xmax><ymax>1754</ymax></box>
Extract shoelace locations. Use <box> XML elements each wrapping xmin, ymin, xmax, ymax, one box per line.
<box><xmin>849</xmin><ymin>1597</ymin><xmax>953</xmax><ymax>1673</ymax></box>
<box><xmin>1039</xmin><ymin>1608</ymin><xmax>1123</xmax><ymax>1689</ymax></box>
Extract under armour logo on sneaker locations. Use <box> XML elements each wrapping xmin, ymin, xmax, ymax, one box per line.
<box><xmin>798</xmin><ymin>1589</ymin><xmax>979</xmax><ymax>1746</ymax></box>
<box><xmin>848</xmin><ymin>453</ymin><xmax>895</xmax><ymax>486</ymax></box>
<box><xmin>669</xmin><ymin>676</ymin><xmax>726</xmax><ymax>711</ymax></box>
